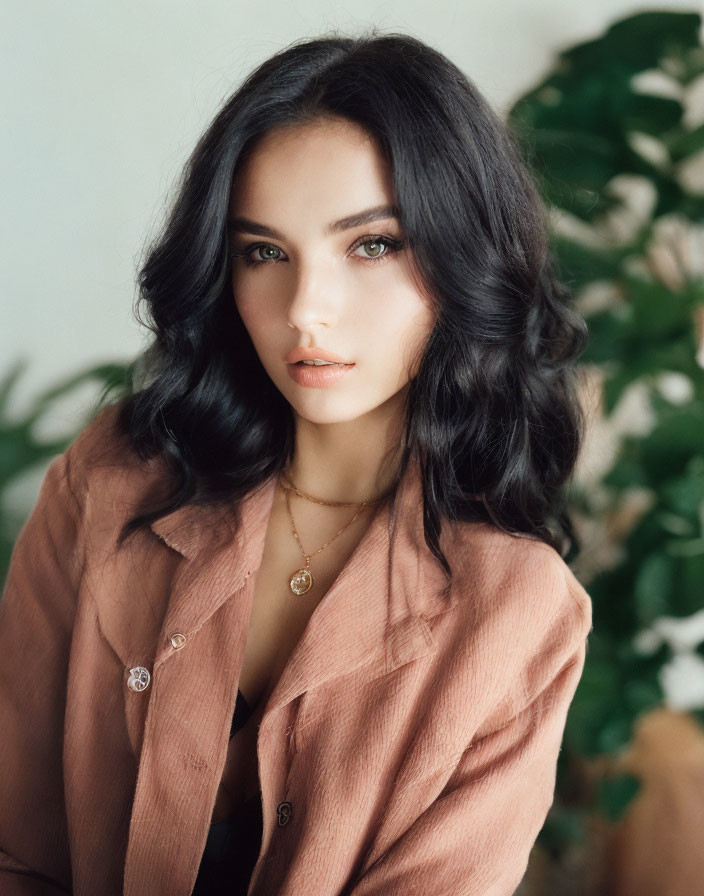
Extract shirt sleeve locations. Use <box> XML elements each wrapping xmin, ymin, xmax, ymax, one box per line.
<box><xmin>343</xmin><ymin>576</ymin><xmax>591</xmax><ymax>896</ymax></box>
<box><xmin>0</xmin><ymin>449</ymin><xmax>84</xmax><ymax>895</ymax></box>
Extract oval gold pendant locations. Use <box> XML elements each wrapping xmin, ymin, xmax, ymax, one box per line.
<box><xmin>290</xmin><ymin>567</ymin><xmax>313</xmax><ymax>595</ymax></box>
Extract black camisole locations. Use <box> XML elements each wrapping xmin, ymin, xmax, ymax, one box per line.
<box><xmin>191</xmin><ymin>688</ymin><xmax>264</xmax><ymax>895</ymax></box>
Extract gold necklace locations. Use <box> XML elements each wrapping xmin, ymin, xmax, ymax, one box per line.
<box><xmin>278</xmin><ymin>471</ymin><xmax>388</xmax><ymax>595</ymax></box>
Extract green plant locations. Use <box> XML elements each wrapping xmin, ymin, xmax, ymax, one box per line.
<box><xmin>507</xmin><ymin>8</ymin><xmax>704</xmax><ymax>859</ymax></box>
<box><xmin>0</xmin><ymin>358</ymin><xmax>134</xmax><ymax>584</ymax></box>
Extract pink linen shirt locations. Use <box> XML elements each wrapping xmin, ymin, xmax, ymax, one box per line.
<box><xmin>0</xmin><ymin>402</ymin><xmax>593</xmax><ymax>895</ymax></box>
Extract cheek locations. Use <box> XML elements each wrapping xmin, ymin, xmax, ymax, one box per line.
<box><xmin>233</xmin><ymin>285</ymin><xmax>268</xmax><ymax>338</ymax></box>
<box><xmin>232</xmin><ymin>268</ymin><xmax>289</xmax><ymax>341</ymax></box>
<box><xmin>400</xmin><ymin>312</ymin><xmax>434</xmax><ymax>379</ymax></box>
<box><xmin>380</xmin><ymin>257</ymin><xmax>436</xmax><ymax>347</ymax></box>
<box><xmin>374</xmin><ymin>289</ymin><xmax>435</xmax><ymax>369</ymax></box>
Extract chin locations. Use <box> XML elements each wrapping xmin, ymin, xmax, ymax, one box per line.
<box><xmin>287</xmin><ymin>396</ymin><xmax>373</xmax><ymax>425</ymax></box>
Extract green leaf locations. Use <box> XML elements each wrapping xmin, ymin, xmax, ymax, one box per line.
<box><xmin>538</xmin><ymin>807</ymin><xmax>587</xmax><ymax>855</ymax></box>
<box><xmin>602</xmin><ymin>373</ymin><xmax>628</xmax><ymax>414</ymax></box>
<box><xmin>627</xmin><ymin>276</ymin><xmax>692</xmax><ymax>339</ymax></box>
<box><xmin>551</xmin><ymin>237</ymin><xmax>630</xmax><ymax>289</ymax></box>
<box><xmin>634</xmin><ymin>553</ymin><xmax>676</xmax><ymax>625</ymax></box>
<box><xmin>667</xmin><ymin>121</ymin><xmax>704</xmax><ymax>162</ymax></box>
<box><xmin>661</xmin><ymin>464</ymin><xmax>704</xmax><ymax>517</ymax></box>
<box><xmin>675</xmin><ymin>553</ymin><xmax>704</xmax><ymax>616</ymax></box>
<box><xmin>619</xmin><ymin>92</ymin><xmax>683</xmax><ymax>135</ymax></box>
<box><xmin>596</xmin><ymin>715</ymin><xmax>634</xmax><ymax>754</ymax></box>
<box><xmin>623</xmin><ymin>678</ymin><xmax>663</xmax><ymax>715</ymax></box>
<box><xmin>596</xmin><ymin>772</ymin><xmax>642</xmax><ymax>822</ymax></box>
<box><xmin>640</xmin><ymin>405</ymin><xmax>704</xmax><ymax>475</ymax></box>
<box><xmin>562</xmin><ymin>12</ymin><xmax>702</xmax><ymax>76</ymax></box>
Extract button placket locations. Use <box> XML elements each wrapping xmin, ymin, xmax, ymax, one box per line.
<box><xmin>276</xmin><ymin>800</ymin><xmax>293</xmax><ymax>826</ymax></box>
<box><xmin>169</xmin><ymin>632</ymin><xmax>187</xmax><ymax>650</ymax></box>
<box><xmin>127</xmin><ymin>666</ymin><xmax>151</xmax><ymax>692</ymax></box>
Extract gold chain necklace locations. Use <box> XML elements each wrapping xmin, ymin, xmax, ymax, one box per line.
<box><xmin>278</xmin><ymin>471</ymin><xmax>389</xmax><ymax>595</ymax></box>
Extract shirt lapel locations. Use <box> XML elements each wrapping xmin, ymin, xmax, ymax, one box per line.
<box><xmin>149</xmin><ymin>472</ymin><xmax>278</xmax><ymax>668</ymax></box>
<box><xmin>263</xmin><ymin>455</ymin><xmax>456</xmax><ymax>715</ymax></box>
<box><xmin>148</xmin><ymin>454</ymin><xmax>455</xmax><ymax>706</ymax></box>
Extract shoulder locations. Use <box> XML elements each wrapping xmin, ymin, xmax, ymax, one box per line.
<box><xmin>443</xmin><ymin>519</ymin><xmax>592</xmax><ymax>708</ymax></box>
<box><xmin>7</xmin><ymin>401</ymin><xmax>155</xmax><ymax>596</ymax></box>
<box><xmin>63</xmin><ymin>399</ymin><xmax>171</xmax><ymax>507</ymax></box>
<box><xmin>447</xmin><ymin>518</ymin><xmax>591</xmax><ymax>626</ymax></box>
<box><xmin>41</xmin><ymin>401</ymin><xmax>177</xmax><ymax>556</ymax></box>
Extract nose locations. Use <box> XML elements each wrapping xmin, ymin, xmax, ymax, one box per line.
<box><xmin>285</xmin><ymin>262</ymin><xmax>339</xmax><ymax>332</ymax></box>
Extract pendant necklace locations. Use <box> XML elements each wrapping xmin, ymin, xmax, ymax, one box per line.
<box><xmin>278</xmin><ymin>471</ymin><xmax>389</xmax><ymax>595</ymax></box>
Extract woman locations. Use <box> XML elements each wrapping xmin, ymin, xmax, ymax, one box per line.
<box><xmin>0</xmin><ymin>29</ymin><xmax>593</xmax><ymax>896</ymax></box>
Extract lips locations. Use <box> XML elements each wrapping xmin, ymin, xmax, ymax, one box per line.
<box><xmin>294</xmin><ymin>360</ymin><xmax>340</xmax><ymax>367</ymax></box>
<box><xmin>286</xmin><ymin>346</ymin><xmax>353</xmax><ymax>364</ymax></box>
<box><xmin>287</xmin><ymin>359</ymin><xmax>355</xmax><ymax>388</ymax></box>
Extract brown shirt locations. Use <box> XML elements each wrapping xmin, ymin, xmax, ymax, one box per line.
<box><xmin>0</xmin><ymin>402</ymin><xmax>593</xmax><ymax>895</ymax></box>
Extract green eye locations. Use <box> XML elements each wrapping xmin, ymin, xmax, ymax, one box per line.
<box><xmin>351</xmin><ymin>235</ymin><xmax>406</xmax><ymax>262</ymax></box>
<box><xmin>230</xmin><ymin>234</ymin><xmax>406</xmax><ymax>268</ymax></box>
<box><xmin>357</xmin><ymin>239</ymin><xmax>386</xmax><ymax>258</ymax></box>
<box><xmin>230</xmin><ymin>244</ymin><xmax>283</xmax><ymax>266</ymax></box>
<box><xmin>255</xmin><ymin>245</ymin><xmax>282</xmax><ymax>262</ymax></box>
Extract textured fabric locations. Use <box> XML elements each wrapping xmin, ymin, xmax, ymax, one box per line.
<box><xmin>0</xmin><ymin>401</ymin><xmax>593</xmax><ymax>896</ymax></box>
<box><xmin>191</xmin><ymin>689</ymin><xmax>263</xmax><ymax>896</ymax></box>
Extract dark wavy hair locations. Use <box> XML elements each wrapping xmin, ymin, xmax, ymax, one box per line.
<box><xmin>115</xmin><ymin>28</ymin><xmax>589</xmax><ymax>580</ymax></box>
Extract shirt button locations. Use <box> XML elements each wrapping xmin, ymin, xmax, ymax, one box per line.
<box><xmin>127</xmin><ymin>666</ymin><xmax>151</xmax><ymax>692</ymax></box>
<box><xmin>169</xmin><ymin>632</ymin><xmax>187</xmax><ymax>650</ymax></box>
<box><xmin>276</xmin><ymin>801</ymin><xmax>293</xmax><ymax>826</ymax></box>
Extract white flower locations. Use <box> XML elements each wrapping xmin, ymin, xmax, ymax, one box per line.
<box><xmin>661</xmin><ymin>653</ymin><xmax>704</xmax><ymax>711</ymax></box>
<box><xmin>634</xmin><ymin>610</ymin><xmax>704</xmax><ymax>711</ymax></box>
<box><xmin>655</xmin><ymin>371</ymin><xmax>695</xmax><ymax>405</ymax></box>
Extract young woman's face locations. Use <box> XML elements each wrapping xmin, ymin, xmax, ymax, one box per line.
<box><xmin>227</xmin><ymin>116</ymin><xmax>436</xmax><ymax>427</ymax></box>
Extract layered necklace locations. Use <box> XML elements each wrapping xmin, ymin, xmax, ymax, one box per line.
<box><xmin>278</xmin><ymin>471</ymin><xmax>391</xmax><ymax>595</ymax></box>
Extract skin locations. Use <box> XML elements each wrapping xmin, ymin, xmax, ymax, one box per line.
<box><xmin>227</xmin><ymin>115</ymin><xmax>436</xmax><ymax>508</ymax></box>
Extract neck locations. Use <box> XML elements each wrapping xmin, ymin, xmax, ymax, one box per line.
<box><xmin>284</xmin><ymin>402</ymin><xmax>407</xmax><ymax>505</ymax></box>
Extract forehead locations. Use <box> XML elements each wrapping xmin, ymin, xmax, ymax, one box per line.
<box><xmin>228</xmin><ymin>117</ymin><xmax>395</xmax><ymax>216</ymax></box>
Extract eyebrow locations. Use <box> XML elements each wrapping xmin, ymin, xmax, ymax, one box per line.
<box><xmin>227</xmin><ymin>204</ymin><xmax>400</xmax><ymax>239</ymax></box>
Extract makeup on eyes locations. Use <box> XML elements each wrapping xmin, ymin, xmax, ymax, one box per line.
<box><xmin>229</xmin><ymin>233</ymin><xmax>407</xmax><ymax>267</ymax></box>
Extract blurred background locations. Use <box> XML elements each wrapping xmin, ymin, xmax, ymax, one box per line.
<box><xmin>2</xmin><ymin>3</ymin><xmax>704</xmax><ymax>894</ymax></box>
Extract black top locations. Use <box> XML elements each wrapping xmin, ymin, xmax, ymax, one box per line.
<box><xmin>191</xmin><ymin>688</ymin><xmax>264</xmax><ymax>896</ymax></box>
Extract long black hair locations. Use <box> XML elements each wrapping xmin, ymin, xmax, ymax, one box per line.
<box><xmin>115</xmin><ymin>28</ymin><xmax>589</xmax><ymax>579</ymax></box>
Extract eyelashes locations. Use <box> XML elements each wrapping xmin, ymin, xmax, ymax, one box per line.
<box><xmin>229</xmin><ymin>234</ymin><xmax>407</xmax><ymax>268</ymax></box>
